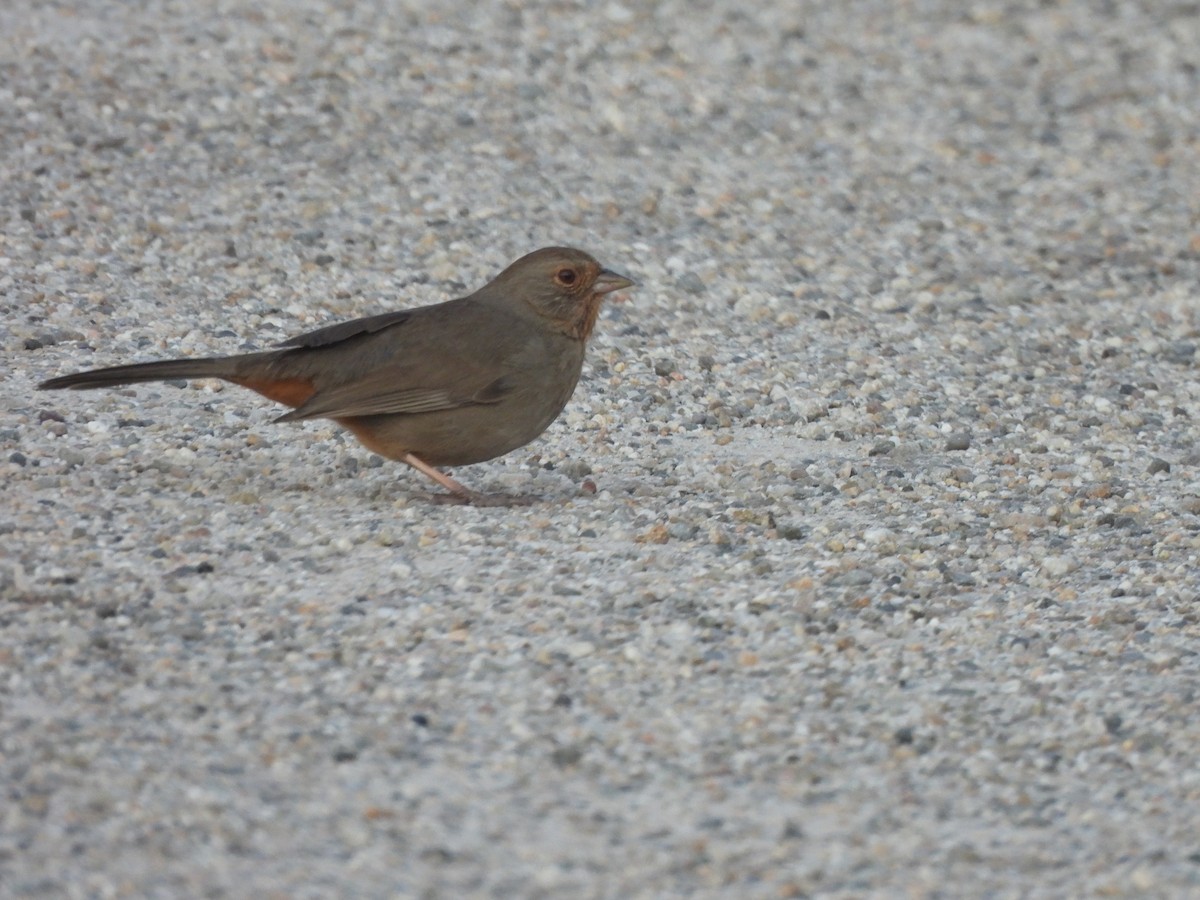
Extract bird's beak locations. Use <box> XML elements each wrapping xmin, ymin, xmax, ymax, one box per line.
<box><xmin>594</xmin><ymin>269</ymin><xmax>635</xmax><ymax>294</ymax></box>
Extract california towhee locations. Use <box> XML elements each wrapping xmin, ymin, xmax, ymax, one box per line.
<box><xmin>39</xmin><ymin>246</ymin><xmax>634</xmax><ymax>505</ymax></box>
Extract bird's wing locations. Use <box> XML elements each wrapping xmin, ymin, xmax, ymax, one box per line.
<box><xmin>275</xmin><ymin>372</ymin><xmax>512</xmax><ymax>422</ymax></box>
<box><xmin>267</xmin><ymin>296</ymin><xmax>527</xmax><ymax>421</ymax></box>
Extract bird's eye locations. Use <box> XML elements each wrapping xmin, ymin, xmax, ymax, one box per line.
<box><xmin>555</xmin><ymin>268</ymin><xmax>577</xmax><ymax>286</ymax></box>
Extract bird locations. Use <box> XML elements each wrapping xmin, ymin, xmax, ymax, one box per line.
<box><xmin>38</xmin><ymin>246</ymin><xmax>635</xmax><ymax>505</ymax></box>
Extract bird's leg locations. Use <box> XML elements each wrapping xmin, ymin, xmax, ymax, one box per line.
<box><xmin>402</xmin><ymin>452</ymin><xmax>474</xmax><ymax>500</ymax></box>
<box><xmin>401</xmin><ymin>453</ymin><xmax>533</xmax><ymax>507</ymax></box>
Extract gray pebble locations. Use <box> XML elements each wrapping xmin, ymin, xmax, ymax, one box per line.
<box><xmin>945</xmin><ymin>433</ymin><xmax>971</xmax><ymax>451</ymax></box>
<box><xmin>674</xmin><ymin>271</ymin><xmax>706</xmax><ymax>295</ymax></box>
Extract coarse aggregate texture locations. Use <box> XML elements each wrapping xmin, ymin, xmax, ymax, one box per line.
<box><xmin>3</xmin><ymin>0</ymin><xmax>1200</xmax><ymax>896</ymax></box>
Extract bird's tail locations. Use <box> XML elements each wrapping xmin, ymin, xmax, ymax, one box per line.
<box><xmin>38</xmin><ymin>357</ymin><xmax>239</xmax><ymax>391</ymax></box>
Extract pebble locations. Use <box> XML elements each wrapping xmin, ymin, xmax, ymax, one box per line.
<box><xmin>945</xmin><ymin>433</ymin><xmax>972</xmax><ymax>451</ymax></box>
<box><xmin>674</xmin><ymin>271</ymin><xmax>706</xmax><ymax>295</ymax></box>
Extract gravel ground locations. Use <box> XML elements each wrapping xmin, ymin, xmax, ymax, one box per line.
<box><xmin>3</xmin><ymin>1</ymin><xmax>1200</xmax><ymax>896</ymax></box>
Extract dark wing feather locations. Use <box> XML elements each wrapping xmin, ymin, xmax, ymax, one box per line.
<box><xmin>276</xmin><ymin>309</ymin><xmax>414</xmax><ymax>349</ymax></box>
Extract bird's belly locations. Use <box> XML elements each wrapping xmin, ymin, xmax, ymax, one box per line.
<box><xmin>337</xmin><ymin>368</ymin><xmax>582</xmax><ymax>466</ymax></box>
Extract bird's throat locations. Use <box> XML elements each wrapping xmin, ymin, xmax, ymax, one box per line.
<box><xmin>573</xmin><ymin>292</ymin><xmax>605</xmax><ymax>341</ymax></box>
